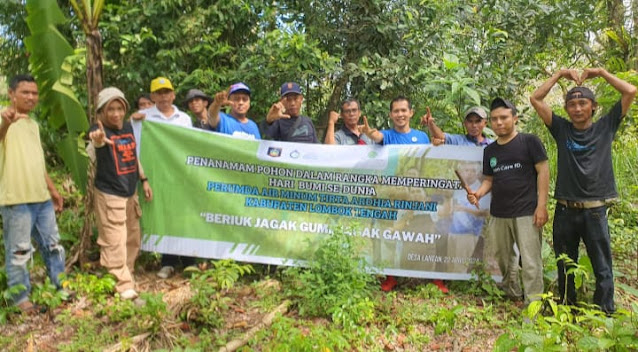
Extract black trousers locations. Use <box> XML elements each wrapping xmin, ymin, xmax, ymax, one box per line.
<box><xmin>553</xmin><ymin>204</ymin><xmax>615</xmax><ymax>314</ymax></box>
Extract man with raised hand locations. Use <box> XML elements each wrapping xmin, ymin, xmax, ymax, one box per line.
<box><xmin>360</xmin><ymin>96</ymin><xmax>430</xmax><ymax>145</ymax></box>
<box><xmin>131</xmin><ymin>77</ymin><xmax>194</xmax><ymax>279</ymax></box>
<box><xmin>360</xmin><ymin>96</ymin><xmax>431</xmax><ymax>292</ymax></box>
<box><xmin>425</xmin><ymin>107</ymin><xmax>493</xmax><ymax>147</ymax></box>
<box><xmin>184</xmin><ymin>89</ymin><xmax>213</xmax><ymax>130</ymax></box>
<box><xmin>468</xmin><ymin>98</ymin><xmax>549</xmax><ymax>306</ymax></box>
<box><xmin>324</xmin><ymin>98</ymin><xmax>373</xmax><ymax>145</ymax></box>
<box><xmin>530</xmin><ymin>68</ymin><xmax>636</xmax><ymax>314</ymax></box>
<box><xmin>208</xmin><ymin>82</ymin><xmax>261</xmax><ymax>139</ymax></box>
<box><xmin>0</xmin><ymin>74</ymin><xmax>66</xmax><ymax>313</ymax></box>
<box><xmin>89</xmin><ymin>87</ymin><xmax>153</xmax><ymax>300</ymax></box>
<box><xmin>131</xmin><ymin>77</ymin><xmax>193</xmax><ymax>128</ymax></box>
<box><xmin>263</xmin><ymin>82</ymin><xmax>318</xmax><ymax>143</ymax></box>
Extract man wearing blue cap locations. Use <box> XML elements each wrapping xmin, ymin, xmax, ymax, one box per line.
<box><xmin>530</xmin><ymin>68</ymin><xmax>637</xmax><ymax>314</ymax></box>
<box><xmin>263</xmin><ymin>82</ymin><xmax>318</xmax><ymax>143</ymax></box>
<box><xmin>208</xmin><ymin>83</ymin><xmax>261</xmax><ymax>139</ymax></box>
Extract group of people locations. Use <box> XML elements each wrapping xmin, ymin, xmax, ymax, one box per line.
<box><xmin>1</xmin><ymin>67</ymin><xmax>633</xmax><ymax>315</ymax></box>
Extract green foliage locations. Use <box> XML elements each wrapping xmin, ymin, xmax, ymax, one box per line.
<box><xmin>181</xmin><ymin>259</ymin><xmax>253</xmax><ymax>329</ymax></box>
<box><xmin>282</xmin><ymin>226</ymin><xmax>378</xmax><ymax>328</ymax></box>
<box><xmin>63</xmin><ymin>272</ymin><xmax>116</xmax><ymax>303</ymax></box>
<box><xmin>24</xmin><ymin>0</ymin><xmax>89</xmax><ymax>192</ymax></box>
<box><xmin>495</xmin><ymin>296</ymin><xmax>638</xmax><ymax>351</ymax></box>
<box><xmin>555</xmin><ymin>254</ymin><xmax>595</xmax><ymax>305</ymax></box>
<box><xmin>99</xmin><ymin>292</ymin><xmax>167</xmax><ymax>333</ymax></box>
<box><xmin>252</xmin><ymin>316</ymin><xmax>358</xmax><ymax>351</ymax></box>
<box><xmin>31</xmin><ymin>276</ymin><xmax>67</xmax><ymax>311</ymax></box>
<box><xmin>450</xmin><ymin>262</ymin><xmax>504</xmax><ymax>302</ymax></box>
<box><xmin>0</xmin><ymin>271</ymin><xmax>23</xmax><ymax>324</ymax></box>
<box><xmin>428</xmin><ymin>305</ymin><xmax>465</xmax><ymax>336</ymax></box>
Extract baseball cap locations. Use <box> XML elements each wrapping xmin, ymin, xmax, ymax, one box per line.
<box><xmin>97</xmin><ymin>87</ymin><xmax>129</xmax><ymax>112</ymax></box>
<box><xmin>566</xmin><ymin>86</ymin><xmax>596</xmax><ymax>103</ymax></box>
<box><xmin>490</xmin><ymin>97</ymin><xmax>518</xmax><ymax>115</ymax></box>
<box><xmin>229</xmin><ymin>82</ymin><xmax>251</xmax><ymax>96</ymax></box>
<box><xmin>183</xmin><ymin>89</ymin><xmax>212</xmax><ymax>106</ymax></box>
<box><xmin>464</xmin><ymin>106</ymin><xmax>487</xmax><ymax>120</ymax></box>
<box><xmin>150</xmin><ymin>77</ymin><xmax>174</xmax><ymax>92</ymax></box>
<box><xmin>280</xmin><ymin>82</ymin><xmax>302</xmax><ymax>97</ymax></box>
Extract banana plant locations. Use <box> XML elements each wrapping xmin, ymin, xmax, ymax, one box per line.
<box><xmin>25</xmin><ymin>0</ymin><xmax>89</xmax><ymax>192</ymax></box>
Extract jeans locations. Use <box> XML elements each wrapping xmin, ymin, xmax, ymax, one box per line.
<box><xmin>1</xmin><ymin>200</ymin><xmax>66</xmax><ymax>304</ymax></box>
<box><xmin>553</xmin><ymin>204</ymin><xmax>614</xmax><ymax>313</ymax></box>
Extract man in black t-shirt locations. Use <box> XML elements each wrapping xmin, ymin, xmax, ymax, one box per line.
<box><xmin>263</xmin><ymin>82</ymin><xmax>318</xmax><ymax>143</ymax></box>
<box><xmin>530</xmin><ymin>68</ymin><xmax>637</xmax><ymax>314</ymax></box>
<box><xmin>468</xmin><ymin>98</ymin><xmax>549</xmax><ymax>306</ymax></box>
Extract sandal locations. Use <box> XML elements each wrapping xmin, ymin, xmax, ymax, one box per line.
<box><xmin>16</xmin><ymin>301</ymin><xmax>45</xmax><ymax>315</ymax></box>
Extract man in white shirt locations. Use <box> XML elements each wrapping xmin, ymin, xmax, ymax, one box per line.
<box><xmin>131</xmin><ymin>77</ymin><xmax>195</xmax><ymax>279</ymax></box>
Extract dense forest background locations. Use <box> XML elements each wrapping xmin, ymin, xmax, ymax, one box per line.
<box><xmin>0</xmin><ymin>1</ymin><xmax>637</xmax><ymax>351</ymax></box>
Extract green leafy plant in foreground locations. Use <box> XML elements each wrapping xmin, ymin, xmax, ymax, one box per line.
<box><xmin>0</xmin><ymin>271</ymin><xmax>23</xmax><ymax>324</ymax></box>
<box><xmin>63</xmin><ymin>272</ymin><xmax>116</xmax><ymax>303</ymax></box>
<box><xmin>31</xmin><ymin>276</ymin><xmax>67</xmax><ymax>312</ymax></box>
<box><xmin>283</xmin><ymin>226</ymin><xmax>378</xmax><ymax>329</ymax></box>
<box><xmin>495</xmin><ymin>296</ymin><xmax>638</xmax><ymax>351</ymax></box>
<box><xmin>181</xmin><ymin>259</ymin><xmax>253</xmax><ymax>329</ymax></box>
<box><xmin>450</xmin><ymin>261</ymin><xmax>504</xmax><ymax>302</ymax></box>
<box><xmin>252</xmin><ymin>316</ymin><xmax>355</xmax><ymax>351</ymax></box>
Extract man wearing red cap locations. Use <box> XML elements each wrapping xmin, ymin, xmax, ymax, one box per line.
<box><xmin>530</xmin><ymin>68</ymin><xmax>637</xmax><ymax>314</ymax></box>
<box><xmin>264</xmin><ymin>82</ymin><xmax>318</xmax><ymax>143</ymax></box>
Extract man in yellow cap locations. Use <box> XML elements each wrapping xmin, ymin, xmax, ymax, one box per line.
<box><xmin>131</xmin><ymin>77</ymin><xmax>192</xmax><ymax>128</ymax></box>
<box><xmin>131</xmin><ymin>77</ymin><xmax>194</xmax><ymax>279</ymax></box>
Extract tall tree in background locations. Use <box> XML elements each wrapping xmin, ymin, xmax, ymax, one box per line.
<box><xmin>70</xmin><ymin>0</ymin><xmax>104</xmax><ymax>121</ymax></box>
<box><xmin>68</xmin><ymin>0</ymin><xmax>105</xmax><ymax>267</ymax></box>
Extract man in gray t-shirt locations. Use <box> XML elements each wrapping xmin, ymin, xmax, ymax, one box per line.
<box><xmin>324</xmin><ymin>98</ymin><xmax>373</xmax><ymax>145</ymax></box>
<box><xmin>530</xmin><ymin>68</ymin><xmax>637</xmax><ymax>314</ymax></box>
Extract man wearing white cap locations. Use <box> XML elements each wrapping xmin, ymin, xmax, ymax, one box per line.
<box><xmin>208</xmin><ymin>82</ymin><xmax>261</xmax><ymax>139</ymax></box>
<box><xmin>89</xmin><ymin>87</ymin><xmax>153</xmax><ymax>300</ymax></box>
<box><xmin>0</xmin><ymin>74</ymin><xmax>66</xmax><ymax>312</ymax></box>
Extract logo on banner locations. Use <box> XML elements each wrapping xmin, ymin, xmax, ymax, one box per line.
<box><xmin>267</xmin><ymin>147</ymin><xmax>282</xmax><ymax>157</ymax></box>
<box><xmin>289</xmin><ymin>150</ymin><xmax>300</xmax><ymax>159</ymax></box>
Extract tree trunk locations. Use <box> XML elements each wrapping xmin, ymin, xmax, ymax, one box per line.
<box><xmin>86</xmin><ymin>29</ymin><xmax>103</xmax><ymax>123</ymax></box>
<box><xmin>317</xmin><ymin>74</ymin><xmax>349</xmax><ymax>141</ymax></box>
<box><xmin>75</xmin><ymin>29</ymin><xmax>104</xmax><ymax>267</ymax></box>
